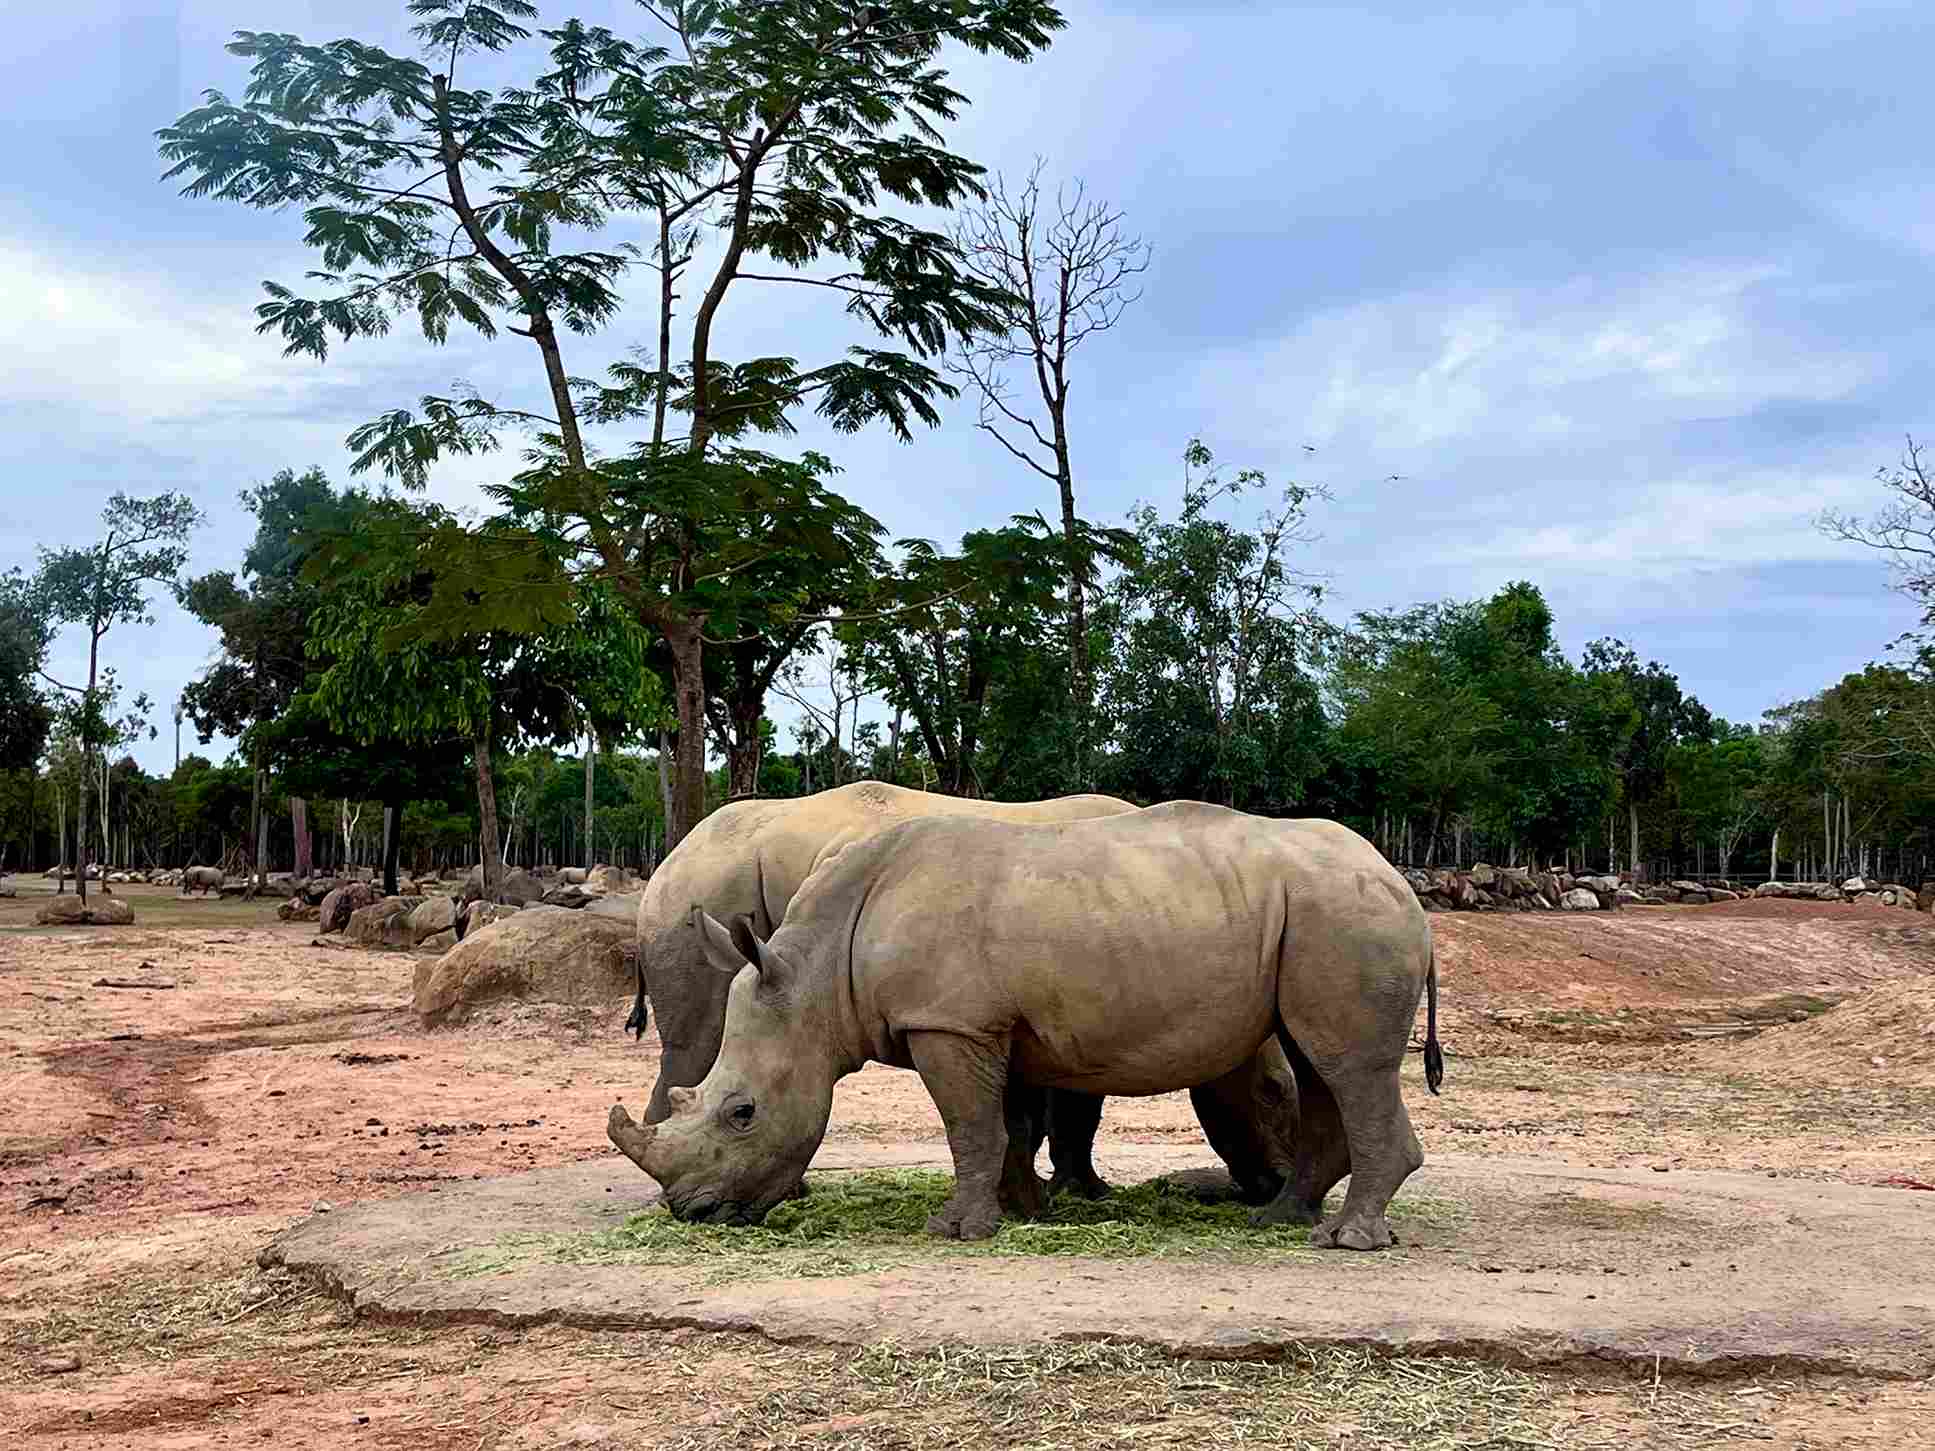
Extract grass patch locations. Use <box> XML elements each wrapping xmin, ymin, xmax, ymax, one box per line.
<box><xmin>448</xmin><ymin>1170</ymin><xmax>1461</xmax><ymax>1285</ymax></box>
<box><xmin>1538</xmin><ymin>1191</ymin><xmax>1673</xmax><ymax>1230</ymax></box>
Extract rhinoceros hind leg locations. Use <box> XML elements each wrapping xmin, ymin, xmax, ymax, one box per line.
<box><xmin>1044</xmin><ymin>1090</ymin><xmax>1110</xmax><ymax>1200</ymax></box>
<box><xmin>1297</xmin><ymin>1059</ymin><xmax>1421</xmax><ymax>1252</ymax></box>
<box><xmin>1252</xmin><ymin>1034</ymin><xmax>1351</xmax><ymax>1228</ymax></box>
<box><xmin>911</xmin><ymin>1031</ymin><xmax>1010</xmax><ymax>1242</ymax></box>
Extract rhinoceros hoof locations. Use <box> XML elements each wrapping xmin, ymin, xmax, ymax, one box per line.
<box><xmin>926</xmin><ymin>1201</ymin><xmax>1000</xmax><ymax>1241</ymax></box>
<box><xmin>1249</xmin><ymin>1199</ymin><xmax>1323</xmax><ymax>1230</ymax></box>
<box><xmin>1310</xmin><ymin>1215</ymin><xmax>1394</xmax><ymax>1251</ymax></box>
<box><xmin>1047</xmin><ymin>1169</ymin><xmax>1111</xmax><ymax>1202</ymax></box>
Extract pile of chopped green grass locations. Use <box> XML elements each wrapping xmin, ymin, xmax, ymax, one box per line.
<box><xmin>468</xmin><ymin>1170</ymin><xmax>1457</xmax><ymax>1284</ymax></box>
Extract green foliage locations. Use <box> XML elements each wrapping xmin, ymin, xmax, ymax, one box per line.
<box><xmin>0</xmin><ymin>570</ymin><xmax>53</xmax><ymax>772</ymax></box>
<box><xmin>1335</xmin><ymin>583</ymin><xmax>1636</xmax><ymax>862</ymax></box>
<box><xmin>1097</xmin><ymin>441</ymin><xmax>1330</xmax><ymax>811</ymax></box>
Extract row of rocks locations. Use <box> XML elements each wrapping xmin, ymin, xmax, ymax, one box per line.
<box><xmin>1400</xmin><ymin>865</ymin><xmax>1625</xmax><ymax>913</ymax></box>
<box><xmin>1749</xmin><ymin>877</ymin><xmax>1925</xmax><ymax>909</ymax></box>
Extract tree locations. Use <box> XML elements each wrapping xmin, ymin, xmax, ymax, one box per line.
<box><xmin>29</xmin><ymin>492</ymin><xmax>201</xmax><ymax>902</ymax></box>
<box><xmin>1583</xmin><ymin>639</ymin><xmax>1713</xmax><ymax>877</ymax></box>
<box><xmin>305</xmin><ymin>503</ymin><xmax>654</xmax><ymax>901</ymax></box>
<box><xmin>182</xmin><ymin>467</ymin><xmax>369</xmax><ymax>884</ymax></box>
<box><xmin>1820</xmin><ymin>435</ymin><xmax>1935</xmax><ymax>637</ymax></box>
<box><xmin>1670</xmin><ymin>726</ymin><xmax>1765</xmax><ymax>879</ymax></box>
<box><xmin>162</xmin><ymin>0</ymin><xmax>1065</xmax><ymax>850</ymax></box>
<box><xmin>841</xmin><ymin>523</ymin><xmax>1074</xmax><ymax>797</ymax></box>
<box><xmin>1098</xmin><ymin>440</ymin><xmax>1328</xmax><ymax>812</ymax></box>
<box><xmin>950</xmin><ymin>163</ymin><xmax>1149</xmax><ymax>788</ymax></box>
<box><xmin>0</xmin><ymin>570</ymin><xmax>54</xmax><ymax>773</ymax></box>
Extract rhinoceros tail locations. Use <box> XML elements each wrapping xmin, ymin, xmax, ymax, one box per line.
<box><xmin>624</xmin><ymin>948</ymin><xmax>648</xmax><ymax>1043</ymax></box>
<box><xmin>1423</xmin><ymin>953</ymin><xmax>1444</xmax><ymax>1095</ymax></box>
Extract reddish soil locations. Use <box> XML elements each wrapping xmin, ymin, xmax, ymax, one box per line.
<box><xmin>2</xmin><ymin>882</ymin><xmax>1933</xmax><ymax>1447</ymax></box>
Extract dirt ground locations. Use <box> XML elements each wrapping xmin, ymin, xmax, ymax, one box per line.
<box><xmin>3</xmin><ymin>881</ymin><xmax>1934</xmax><ymax>1447</ymax></box>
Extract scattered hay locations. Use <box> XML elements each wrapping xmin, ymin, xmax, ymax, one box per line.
<box><xmin>452</xmin><ymin>1170</ymin><xmax>1459</xmax><ymax>1284</ymax></box>
<box><xmin>658</xmin><ymin>1339</ymin><xmax>1600</xmax><ymax>1451</ymax></box>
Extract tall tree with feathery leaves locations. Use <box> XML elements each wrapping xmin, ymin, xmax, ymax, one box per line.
<box><xmin>160</xmin><ymin>0</ymin><xmax>1065</xmax><ymax>847</ymax></box>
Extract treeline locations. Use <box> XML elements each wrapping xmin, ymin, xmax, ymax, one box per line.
<box><xmin>3</xmin><ymin>1</ymin><xmax>1930</xmax><ymax>897</ymax></box>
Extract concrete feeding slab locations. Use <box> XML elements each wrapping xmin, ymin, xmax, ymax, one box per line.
<box><xmin>261</xmin><ymin>1145</ymin><xmax>1935</xmax><ymax>1378</ymax></box>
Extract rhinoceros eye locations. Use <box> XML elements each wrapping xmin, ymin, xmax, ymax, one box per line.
<box><xmin>726</xmin><ymin>1101</ymin><xmax>756</xmax><ymax>1132</ymax></box>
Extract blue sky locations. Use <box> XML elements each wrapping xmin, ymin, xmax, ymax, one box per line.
<box><xmin>5</xmin><ymin>0</ymin><xmax>1929</xmax><ymax>774</ymax></box>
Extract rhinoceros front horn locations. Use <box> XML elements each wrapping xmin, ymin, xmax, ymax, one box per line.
<box><xmin>607</xmin><ymin>1103</ymin><xmax>662</xmax><ymax>1176</ymax></box>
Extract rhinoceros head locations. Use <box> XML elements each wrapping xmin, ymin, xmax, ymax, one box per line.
<box><xmin>608</xmin><ymin>907</ymin><xmax>834</xmax><ymax>1224</ymax></box>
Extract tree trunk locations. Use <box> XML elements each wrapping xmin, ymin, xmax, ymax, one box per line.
<box><xmin>77</xmin><ymin>627</ymin><xmax>101</xmax><ymax>906</ymax></box>
<box><xmin>290</xmin><ymin>797</ymin><xmax>312</xmax><ymax>879</ymax></box>
<box><xmin>657</xmin><ymin>730</ymin><xmax>674</xmax><ymax>838</ymax></box>
<box><xmin>381</xmin><ymin>805</ymin><xmax>398</xmax><ymax>897</ymax></box>
<box><xmin>583</xmin><ymin>728</ymin><xmax>596</xmax><ymax>872</ymax></box>
<box><xmin>1628</xmin><ymin>799</ymin><xmax>1641</xmax><ymax>884</ymax></box>
<box><xmin>1056</xmin><ymin>459</ymin><xmax>1090</xmax><ymax>793</ymax></box>
<box><xmin>664</xmin><ymin>616</ymin><xmax>707</xmax><ymax>849</ymax></box>
<box><xmin>474</xmin><ymin>725</ymin><xmax>503</xmax><ymax>904</ymax></box>
<box><xmin>726</xmin><ymin>695</ymin><xmax>764</xmax><ymax>799</ymax></box>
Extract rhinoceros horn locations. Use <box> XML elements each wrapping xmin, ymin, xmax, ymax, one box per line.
<box><xmin>607</xmin><ymin>1104</ymin><xmax>662</xmax><ymax>1176</ymax></box>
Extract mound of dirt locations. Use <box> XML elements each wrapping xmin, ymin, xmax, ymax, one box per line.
<box><xmin>1710</xmin><ymin>974</ymin><xmax>1935</xmax><ymax>1084</ymax></box>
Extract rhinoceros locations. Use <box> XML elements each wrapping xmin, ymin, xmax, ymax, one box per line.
<box><xmin>611</xmin><ymin>802</ymin><xmax>1441</xmax><ymax>1250</ymax></box>
<box><xmin>633</xmin><ymin>782</ymin><xmax>1300</xmax><ymax>1212</ymax></box>
<box><xmin>181</xmin><ymin>865</ymin><xmax>225</xmax><ymax>895</ymax></box>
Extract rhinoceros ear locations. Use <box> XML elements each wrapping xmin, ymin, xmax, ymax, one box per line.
<box><xmin>692</xmin><ymin>906</ymin><xmax>751</xmax><ymax>977</ymax></box>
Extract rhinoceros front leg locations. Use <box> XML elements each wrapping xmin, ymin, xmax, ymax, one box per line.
<box><xmin>909</xmin><ymin>1031</ymin><xmax>1010</xmax><ymax>1241</ymax></box>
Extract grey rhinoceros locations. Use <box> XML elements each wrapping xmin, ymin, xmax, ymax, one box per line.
<box><xmin>633</xmin><ymin>782</ymin><xmax>1299</xmax><ymax>1212</ymax></box>
<box><xmin>611</xmin><ymin>802</ymin><xmax>1442</xmax><ymax>1250</ymax></box>
<box><xmin>181</xmin><ymin>865</ymin><xmax>225</xmax><ymax>895</ymax></box>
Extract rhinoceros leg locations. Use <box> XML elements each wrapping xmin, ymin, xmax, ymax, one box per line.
<box><xmin>1043</xmin><ymin>1090</ymin><xmax>1111</xmax><ymax>1201</ymax></box>
<box><xmin>998</xmin><ymin>1080</ymin><xmax>1048</xmax><ymax>1221</ymax></box>
<box><xmin>1251</xmin><ymin>1037</ymin><xmax>1349</xmax><ymax>1228</ymax></box>
<box><xmin>909</xmin><ymin>1031</ymin><xmax>1010</xmax><ymax>1241</ymax></box>
<box><xmin>1278</xmin><ymin>1034</ymin><xmax>1421</xmax><ymax>1251</ymax></box>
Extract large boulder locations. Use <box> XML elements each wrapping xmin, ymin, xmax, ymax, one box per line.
<box><xmin>1842</xmin><ymin>876</ymin><xmax>1869</xmax><ymax>895</ymax></box>
<box><xmin>1560</xmin><ymin>887</ymin><xmax>1601</xmax><ymax>912</ymax></box>
<box><xmin>1468</xmin><ymin>862</ymin><xmax>1497</xmax><ymax>888</ymax></box>
<box><xmin>541</xmin><ymin>883</ymin><xmax>598</xmax><ymax>909</ymax></box>
<box><xmin>458</xmin><ymin>865</ymin><xmax>545</xmax><ymax>907</ymax></box>
<box><xmin>345</xmin><ymin>896</ymin><xmax>424</xmax><ymax>949</ymax></box>
<box><xmin>277</xmin><ymin>896</ymin><xmax>321</xmax><ymax>922</ymax></box>
<box><xmin>412</xmin><ymin>906</ymin><xmax>634</xmax><ymax>1025</ymax></box>
<box><xmin>584</xmin><ymin>891</ymin><xmax>643</xmax><ymax>925</ymax></box>
<box><xmin>1707</xmin><ymin>888</ymin><xmax>1739</xmax><ymax>902</ymax></box>
<box><xmin>1815</xmin><ymin>884</ymin><xmax>1843</xmax><ymax>902</ymax></box>
<box><xmin>463</xmin><ymin>900</ymin><xmax>520</xmax><ymax>937</ymax></box>
<box><xmin>558</xmin><ymin>867</ymin><xmax>589</xmax><ymax>886</ymax></box>
<box><xmin>319</xmin><ymin>881</ymin><xmax>377</xmax><ymax>934</ymax></box>
<box><xmin>1754</xmin><ymin>881</ymin><xmax>1785</xmax><ymax>898</ymax></box>
<box><xmin>408</xmin><ymin>895</ymin><xmax>458</xmax><ymax>945</ymax></box>
<box><xmin>584</xmin><ymin>863</ymin><xmax>637</xmax><ymax>896</ymax></box>
<box><xmin>35</xmin><ymin>896</ymin><xmax>134</xmax><ymax>926</ymax></box>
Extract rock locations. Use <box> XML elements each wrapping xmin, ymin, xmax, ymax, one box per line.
<box><xmin>463</xmin><ymin>900</ymin><xmax>520</xmax><ymax>937</ymax></box>
<box><xmin>1577</xmin><ymin>875</ymin><xmax>1619</xmax><ymax>895</ymax></box>
<box><xmin>584</xmin><ymin>892</ymin><xmax>643</xmax><ymax>925</ymax></box>
<box><xmin>319</xmin><ymin>882</ymin><xmax>377</xmax><ymax>934</ymax></box>
<box><xmin>35</xmin><ymin>1355</ymin><xmax>81</xmax><ymax>1375</ymax></box>
<box><xmin>412</xmin><ymin>906</ymin><xmax>634</xmax><ymax>1025</ymax></box>
<box><xmin>458</xmin><ymin>865</ymin><xmax>545</xmax><ymax>907</ymax></box>
<box><xmin>277</xmin><ymin>896</ymin><xmax>321</xmax><ymax>922</ymax></box>
<box><xmin>1615</xmin><ymin>888</ymin><xmax>1646</xmax><ymax>905</ymax></box>
<box><xmin>0</xmin><ymin>881</ymin><xmax>14</xmax><ymax>899</ymax></box>
<box><xmin>34</xmin><ymin>896</ymin><xmax>134</xmax><ymax>926</ymax></box>
<box><xmin>1842</xmin><ymin>876</ymin><xmax>1869</xmax><ymax>894</ymax></box>
<box><xmin>1669</xmin><ymin>880</ymin><xmax>1704</xmax><ymax>896</ymax></box>
<box><xmin>1755</xmin><ymin>882</ymin><xmax>1785</xmax><ymax>898</ymax></box>
<box><xmin>1815</xmin><ymin>884</ymin><xmax>1843</xmax><ymax>902</ymax></box>
<box><xmin>1707</xmin><ymin>888</ymin><xmax>1739</xmax><ymax>902</ymax></box>
<box><xmin>1919</xmin><ymin>882</ymin><xmax>1935</xmax><ymax>913</ymax></box>
<box><xmin>1469</xmin><ymin>863</ymin><xmax>1497</xmax><ymax>888</ymax></box>
<box><xmin>1679</xmin><ymin>889</ymin><xmax>1712</xmax><ymax>906</ymax></box>
<box><xmin>345</xmin><ymin>896</ymin><xmax>425</xmax><ymax>949</ymax></box>
<box><xmin>408</xmin><ymin>895</ymin><xmax>457</xmax><ymax>945</ymax></box>
<box><xmin>1883</xmin><ymin>884</ymin><xmax>1913</xmax><ymax>909</ymax></box>
<box><xmin>420</xmin><ymin>928</ymin><xmax>457</xmax><ymax>954</ymax></box>
<box><xmin>542</xmin><ymin>884</ymin><xmax>598</xmax><ymax>909</ymax></box>
<box><xmin>1560</xmin><ymin>887</ymin><xmax>1601</xmax><ymax>911</ymax></box>
<box><xmin>558</xmin><ymin>867</ymin><xmax>589</xmax><ymax>886</ymax></box>
<box><xmin>303</xmin><ymin>877</ymin><xmax>339</xmax><ymax>906</ymax></box>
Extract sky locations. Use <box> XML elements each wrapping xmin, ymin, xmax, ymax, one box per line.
<box><xmin>5</xmin><ymin>0</ymin><xmax>1931</xmax><ymax>776</ymax></box>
